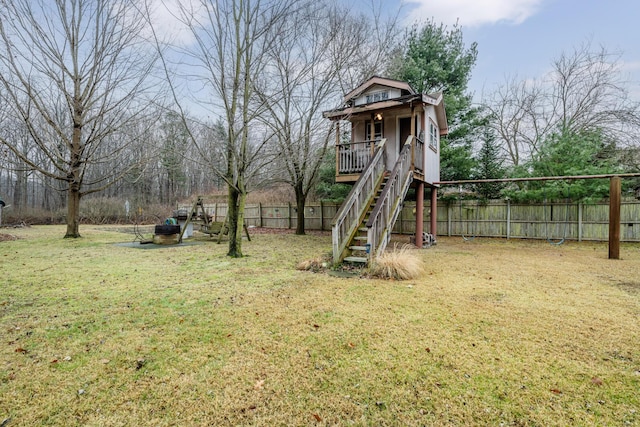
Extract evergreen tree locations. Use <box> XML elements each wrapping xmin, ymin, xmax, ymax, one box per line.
<box><xmin>506</xmin><ymin>128</ymin><xmax>622</xmax><ymax>202</ymax></box>
<box><xmin>472</xmin><ymin>128</ymin><xmax>506</xmax><ymax>199</ymax></box>
<box><xmin>389</xmin><ymin>19</ymin><xmax>480</xmax><ymax>180</ymax></box>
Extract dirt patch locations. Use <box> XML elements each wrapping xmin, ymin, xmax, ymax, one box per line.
<box><xmin>246</xmin><ymin>227</ymin><xmax>330</xmax><ymax>236</ymax></box>
<box><xmin>0</xmin><ymin>233</ymin><xmax>18</xmax><ymax>242</ymax></box>
<box><xmin>616</xmin><ymin>281</ymin><xmax>640</xmax><ymax>294</ymax></box>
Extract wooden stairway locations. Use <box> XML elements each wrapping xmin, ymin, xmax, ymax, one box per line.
<box><xmin>332</xmin><ymin>136</ymin><xmax>416</xmax><ymax>266</ymax></box>
<box><xmin>343</xmin><ymin>176</ymin><xmax>388</xmax><ymax>264</ymax></box>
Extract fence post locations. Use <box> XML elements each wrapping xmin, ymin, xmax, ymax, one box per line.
<box><xmin>320</xmin><ymin>201</ymin><xmax>324</xmax><ymax>231</ymax></box>
<box><xmin>288</xmin><ymin>202</ymin><xmax>292</xmax><ymax>229</ymax></box>
<box><xmin>609</xmin><ymin>176</ymin><xmax>621</xmax><ymax>259</ymax></box>
<box><xmin>578</xmin><ymin>202</ymin><xmax>582</xmax><ymax>242</ymax></box>
<box><xmin>447</xmin><ymin>203</ymin><xmax>452</xmax><ymax>237</ymax></box>
<box><xmin>214</xmin><ymin>203</ymin><xmax>218</xmax><ymax>222</ymax></box>
<box><xmin>506</xmin><ymin>199</ymin><xmax>511</xmax><ymax>239</ymax></box>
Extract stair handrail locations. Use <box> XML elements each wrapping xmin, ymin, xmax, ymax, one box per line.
<box><xmin>366</xmin><ymin>136</ymin><xmax>415</xmax><ymax>261</ymax></box>
<box><xmin>331</xmin><ymin>138</ymin><xmax>388</xmax><ymax>264</ymax></box>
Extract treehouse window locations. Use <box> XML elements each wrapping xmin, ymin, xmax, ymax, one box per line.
<box><xmin>429</xmin><ymin>120</ymin><xmax>438</xmax><ymax>151</ymax></box>
<box><xmin>365</xmin><ymin>120</ymin><xmax>383</xmax><ymax>141</ymax></box>
<box><xmin>365</xmin><ymin>91</ymin><xmax>389</xmax><ymax>104</ymax></box>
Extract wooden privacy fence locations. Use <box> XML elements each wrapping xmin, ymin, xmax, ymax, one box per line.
<box><xmin>177</xmin><ymin>199</ymin><xmax>640</xmax><ymax>242</ymax></box>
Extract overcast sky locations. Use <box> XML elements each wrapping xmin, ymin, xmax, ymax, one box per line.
<box><xmin>401</xmin><ymin>0</ymin><xmax>640</xmax><ymax>100</ymax></box>
<box><xmin>149</xmin><ymin>0</ymin><xmax>640</xmax><ymax>104</ymax></box>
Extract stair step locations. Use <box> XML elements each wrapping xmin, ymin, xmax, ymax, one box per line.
<box><xmin>353</xmin><ymin>236</ymin><xmax>368</xmax><ymax>241</ymax></box>
<box><xmin>358</xmin><ymin>227</ymin><xmax>368</xmax><ymax>232</ymax></box>
<box><xmin>344</xmin><ymin>256</ymin><xmax>368</xmax><ymax>264</ymax></box>
<box><xmin>349</xmin><ymin>245</ymin><xmax>369</xmax><ymax>251</ymax></box>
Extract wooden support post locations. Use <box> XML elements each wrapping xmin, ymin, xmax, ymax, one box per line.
<box><xmin>415</xmin><ymin>182</ymin><xmax>424</xmax><ymax>247</ymax></box>
<box><xmin>335</xmin><ymin>122</ymin><xmax>340</xmax><ymax>176</ymax></box>
<box><xmin>320</xmin><ymin>201</ymin><xmax>324</xmax><ymax>231</ymax></box>
<box><xmin>578</xmin><ymin>202</ymin><xmax>583</xmax><ymax>242</ymax></box>
<box><xmin>447</xmin><ymin>202</ymin><xmax>452</xmax><ymax>237</ymax></box>
<box><xmin>258</xmin><ymin>202</ymin><xmax>263</xmax><ymax>228</ymax></box>
<box><xmin>430</xmin><ymin>186</ymin><xmax>437</xmax><ymax>240</ymax></box>
<box><xmin>609</xmin><ymin>176</ymin><xmax>621</xmax><ymax>259</ymax></box>
<box><xmin>369</xmin><ymin>118</ymin><xmax>375</xmax><ymax>142</ymax></box>
<box><xmin>506</xmin><ymin>199</ymin><xmax>511</xmax><ymax>239</ymax></box>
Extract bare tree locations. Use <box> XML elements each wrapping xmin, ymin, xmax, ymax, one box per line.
<box><xmin>0</xmin><ymin>0</ymin><xmax>159</xmax><ymax>237</ymax></box>
<box><xmin>254</xmin><ymin>2</ymin><xmax>372</xmax><ymax>235</ymax></box>
<box><xmin>485</xmin><ymin>42</ymin><xmax>640</xmax><ymax>167</ymax></box>
<box><xmin>150</xmin><ymin>0</ymin><xmax>300</xmax><ymax>257</ymax></box>
<box><xmin>484</xmin><ymin>76</ymin><xmax>547</xmax><ymax>166</ymax></box>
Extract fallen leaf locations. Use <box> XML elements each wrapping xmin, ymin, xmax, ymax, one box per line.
<box><xmin>312</xmin><ymin>413</ymin><xmax>322</xmax><ymax>422</ymax></box>
<box><xmin>14</xmin><ymin>347</ymin><xmax>28</xmax><ymax>353</ymax></box>
<box><xmin>254</xmin><ymin>379</ymin><xmax>265</xmax><ymax>390</ymax></box>
<box><xmin>50</xmin><ymin>359</ymin><xmax>59</xmax><ymax>364</ymax></box>
<box><xmin>135</xmin><ymin>359</ymin><xmax>146</xmax><ymax>370</ymax></box>
<box><xmin>100</xmin><ymin>359</ymin><xmax>111</xmax><ymax>364</ymax></box>
<box><xmin>348</xmin><ymin>342</ymin><xmax>355</xmax><ymax>348</ymax></box>
<box><xmin>591</xmin><ymin>377</ymin><xmax>603</xmax><ymax>386</ymax></box>
<box><xmin>63</xmin><ymin>356</ymin><xmax>72</xmax><ymax>362</ymax></box>
<box><xmin>550</xmin><ymin>388</ymin><xmax>562</xmax><ymax>395</ymax></box>
<box><xmin>313</xmin><ymin>324</ymin><xmax>320</xmax><ymax>329</ymax></box>
<box><xmin>425</xmin><ymin>347</ymin><xmax>431</xmax><ymax>353</ymax></box>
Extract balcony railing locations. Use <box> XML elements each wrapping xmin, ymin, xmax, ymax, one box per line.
<box><xmin>336</xmin><ymin>136</ymin><xmax>424</xmax><ymax>178</ymax></box>
<box><xmin>336</xmin><ymin>140</ymin><xmax>376</xmax><ymax>174</ymax></box>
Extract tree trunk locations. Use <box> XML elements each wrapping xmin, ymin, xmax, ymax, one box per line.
<box><xmin>235</xmin><ymin>190</ymin><xmax>246</xmax><ymax>252</ymax></box>
<box><xmin>226</xmin><ymin>185</ymin><xmax>242</xmax><ymax>257</ymax></box>
<box><xmin>65</xmin><ymin>183</ymin><xmax>81</xmax><ymax>238</ymax></box>
<box><xmin>295</xmin><ymin>181</ymin><xmax>306</xmax><ymax>235</ymax></box>
<box><xmin>13</xmin><ymin>166</ymin><xmax>27</xmax><ymax>213</ymax></box>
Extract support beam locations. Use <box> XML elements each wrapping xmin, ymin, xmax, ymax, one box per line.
<box><xmin>415</xmin><ymin>182</ymin><xmax>424</xmax><ymax>248</ymax></box>
<box><xmin>609</xmin><ymin>176</ymin><xmax>621</xmax><ymax>260</ymax></box>
<box><xmin>335</xmin><ymin>122</ymin><xmax>340</xmax><ymax>175</ymax></box>
<box><xmin>430</xmin><ymin>187</ymin><xmax>438</xmax><ymax>240</ymax></box>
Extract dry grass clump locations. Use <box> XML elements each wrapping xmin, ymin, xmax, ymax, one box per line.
<box><xmin>368</xmin><ymin>243</ymin><xmax>425</xmax><ymax>280</ymax></box>
<box><xmin>296</xmin><ymin>255</ymin><xmax>330</xmax><ymax>272</ymax></box>
<box><xmin>0</xmin><ymin>233</ymin><xmax>18</xmax><ymax>241</ymax></box>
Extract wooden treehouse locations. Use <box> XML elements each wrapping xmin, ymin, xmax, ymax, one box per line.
<box><xmin>323</xmin><ymin>76</ymin><xmax>448</xmax><ymax>264</ymax></box>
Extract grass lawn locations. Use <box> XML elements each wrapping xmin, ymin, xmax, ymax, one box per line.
<box><xmin>1</xmin><ymin>225</ymin><xmax>639</xmax><ymax>426</ymax></box>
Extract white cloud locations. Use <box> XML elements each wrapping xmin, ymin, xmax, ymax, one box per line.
<box><xmin>135</xmin><ymin>0</ymin><xmax>205</xmax><ymax>46</ymax></box>
<box><xmin>403</xmin><ymin>0</ymin><xmax>545</xmax><ymax>27</ymax></box>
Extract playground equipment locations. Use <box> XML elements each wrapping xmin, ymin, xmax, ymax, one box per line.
<box><xmin>148</xmin><ymin>196</ymin><xmax>251</xmax><ymax>245</ymax></box>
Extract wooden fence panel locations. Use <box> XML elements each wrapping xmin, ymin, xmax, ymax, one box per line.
<box><xmin>176</xmin><ymin>199</ymin><xmax>640</xmax><ymax>242</ymax></box>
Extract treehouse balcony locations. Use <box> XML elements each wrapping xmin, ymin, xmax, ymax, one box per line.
<box><xmin>335</xmin><ymin>137</ymin><xmax>425</xmax><ymax>183</ymax></box>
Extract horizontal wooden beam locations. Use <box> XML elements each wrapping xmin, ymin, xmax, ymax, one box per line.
<box><xmin>436</xmin><ymin>173</ymin><xmax>640</xmax><ymax>186</ymax></box>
